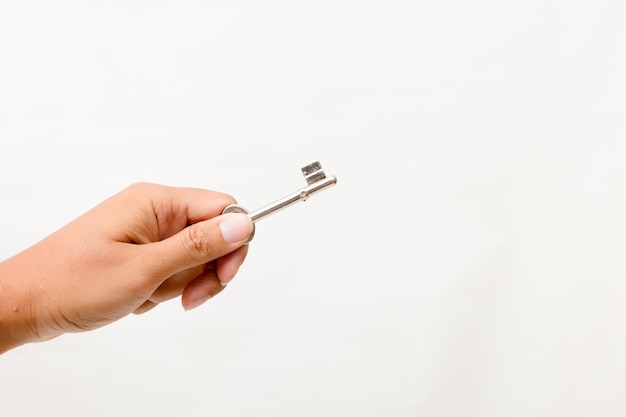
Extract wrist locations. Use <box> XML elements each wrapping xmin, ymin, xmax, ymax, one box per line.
<box><xmin>0</xmin><ymin>257</ymin><xmax>41</xmax><ymax>354</ymax></box>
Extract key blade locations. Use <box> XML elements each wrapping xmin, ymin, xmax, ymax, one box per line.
<box><xmin>301</xmin><ymin>161</ymin><xmax>327</xmax><ymax>185</ymax></box>
<box><xmin>302</xmin><ymin>175</ymin><xmax>337</xmax><ymax>198</ymax></box>
<box><xmin>249</xmin><ymin>175</ymin><xmax>337</xmax><ymax>223</ymax></box>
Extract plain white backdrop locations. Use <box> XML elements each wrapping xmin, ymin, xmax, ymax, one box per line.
<box><xmin>1</xmin><ymin>1</ymin><xmax>626</xmax><ymax>416</ymax></box>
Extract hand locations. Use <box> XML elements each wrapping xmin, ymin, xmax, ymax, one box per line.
<box><xmin>0</xmin><ymin>183</ymin><xmax>253</xmax><ymax>353</ymax></box>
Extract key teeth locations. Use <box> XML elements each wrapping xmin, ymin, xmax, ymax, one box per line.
<box><xmin>301</xmin><ymin>161</ymin><xmax>322</xmax><ymax>175</ymax></box>
<box><xmin>301</xmin><ymin>161</ymin><xmax>327</xmax><ymax>185</ymax></box>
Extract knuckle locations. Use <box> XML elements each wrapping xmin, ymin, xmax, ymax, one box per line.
<box><xmin>181</xmin><ymin>226</ymin><xmax>217</xmax><ymax>262</ymax></box>
<box><xmin>126</xmin><ymin>182</ymin><xmax>157</xmax><ymax>194</ymax></box>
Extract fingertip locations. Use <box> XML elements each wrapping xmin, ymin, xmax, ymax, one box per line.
<box><xmin>219</xmin><ymin>214</ymin><xmax>253</xmax><ymax>244</ymax></box>
<box><xmin>183</xmin><ymin>295</ymin><xmax>213</xmax><ymax>311</ymax></box>
<box><xmin>181</xmin><ymin>273</ymin><xmax>225</xmax><ymax>311</ymax></box>
<box><xmin>216</xmin><ymin>245</ymin><xmax>249</xmax><ymax>286</ymax></box>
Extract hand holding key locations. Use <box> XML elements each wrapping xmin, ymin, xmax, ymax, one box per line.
<box><xmin>0</xmin><ymin>163</ymin><xmax>336</xmax><ymax>354</ymax></box>
<box><xmin>0</xmin><ymin>183</ymin><xmax>253</xmax><ymax>353</ymax></box>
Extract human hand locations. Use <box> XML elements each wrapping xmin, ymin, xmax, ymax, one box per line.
<box><xmin>0</xmin><ymin>183</ymin><xmax>253</xmax><ymax>353</ymax></box>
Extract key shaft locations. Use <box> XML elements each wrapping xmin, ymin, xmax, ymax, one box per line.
<box><xmin>221</xmin><ymin>161</ymin><xmax>337</xmax><ymax>242</ymax></box>
<box><xmin>249</xmin><ymin>175</ymin><xmax>337</xmax><ymax>222</ymax></box>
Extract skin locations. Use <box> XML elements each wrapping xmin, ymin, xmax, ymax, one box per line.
<box><xmin>0</xmin><ymin>183</ymin><xmax>253</xmax><ymax>354</ymax></box>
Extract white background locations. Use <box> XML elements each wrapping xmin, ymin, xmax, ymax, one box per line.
<box><xmin>1</xmin><ymin>1</ymin><xmax>626</xmax><ymax>416</ymax></box>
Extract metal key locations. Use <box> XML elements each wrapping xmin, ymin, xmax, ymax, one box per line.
<box><xmin>222</xmin><ymin>161</ymin><xmax>337</xmax><ymax>242</ymax></box>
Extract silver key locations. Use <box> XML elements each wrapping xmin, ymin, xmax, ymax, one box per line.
<box><xmin>222</xmin><ymin>161</ymin><xmax>337</xmax><ymax>242</ymax></box>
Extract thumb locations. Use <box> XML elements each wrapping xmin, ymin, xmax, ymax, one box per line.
<box><xmin>144</xmin><ymin>213</ymin><xmax>253</xmax><ymax>278</ymax></box>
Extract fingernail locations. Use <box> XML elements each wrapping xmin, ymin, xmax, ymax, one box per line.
<box><xmin>184</xmin><ymin>294</ymin><xmax>212</xmax><ymax>311</ymax></box>
<box><xmin>219</xmin><ymin>214</ymin><xmax>252</xmax><ymax>243</ymax></box>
